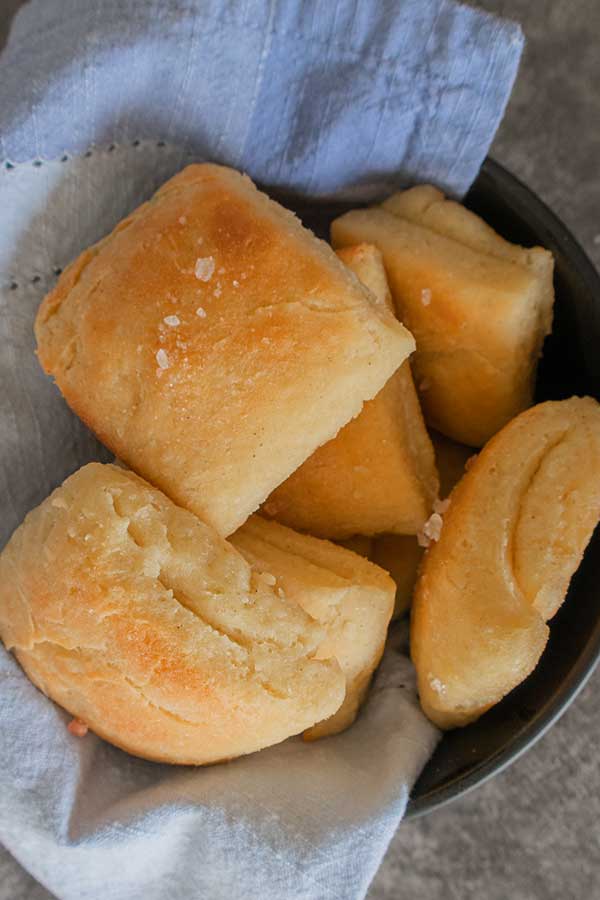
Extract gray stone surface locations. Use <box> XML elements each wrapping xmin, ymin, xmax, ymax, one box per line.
<box><xmin>0</xmin><ymin>1</ymin><xmax>599</xmax><ymax>898</ymax></box>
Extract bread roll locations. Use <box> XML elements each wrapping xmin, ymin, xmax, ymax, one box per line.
<box><xmin>411</xmin><ymin>398</ymin><xmax>600</xmax><ymax>729</ymax></box>
<box><xmin>371</xmin><ymin>535</ymin><xmax>424</xmax><ymax>620</ymax></box>
<box><xmin>35</xmin><ymin>164</ymin><xmax>414</xmax><ymax>536</ymax></box>
<box><xmin>0</xmin><ymin>464</ymin><xmax>346</xmax><ymax>764</ymax></box>
<box><xmin>263</xmin><ymin>244</ymin><xmax>438</xmax><ymax>537</ymax></box>
<box><xmin>331</xmin><ymin>187</ymin><xmax>554</xmax><ymax>447</ymax></box>
<box><xmin>230</xmin><ymin>515</ymin><xmax>394</xmax><ymax>739</ymax></box>
<box><xmin>371</xmin><ymin>432</ymin><xmax>471</xmax><ymax>619</ymax></box>
<box><xmin>430</xmin><ymin>430</ymin><xmax>474</xmax><ymax>499</ymax></box>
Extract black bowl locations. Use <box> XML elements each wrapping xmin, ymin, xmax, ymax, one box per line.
<box><xmin>271</xmin><ymin>158</ymin><xmax>600</xmax><ymax>817</ymax></box>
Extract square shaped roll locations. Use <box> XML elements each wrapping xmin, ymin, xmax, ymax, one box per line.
<box><xmin>0</xmin><ymin>464</ymin><xmax>346</xmax><ymax>764</ymax></box>
<box><xmin>35</xmin><ymin>164</ymin><xmax>413</xmax><ymax>536</ymax></box>
<box><xmin>331</xmin><ymin>186</ymin><xmax>554</xmax><ymax>447</ymax></box>
<box><xmin>230</xmin><ymin>515</ymin><xmax>395</xmax><ymax>739</ymax></box>
<box><xmin>263</xmin><ymin>244</ymin><xmax>438</xmax><ymax>537</ymax></box>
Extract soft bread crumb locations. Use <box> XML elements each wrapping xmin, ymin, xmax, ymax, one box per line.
<box><xmin>195</xmin><ymin>257</ymin><xmax>215</xmax><ymax>281</ymax></box>
<box><xmin>68</xmin><ymin>718</ymin><xmax>88</xmax><ymax>737</ymax></box>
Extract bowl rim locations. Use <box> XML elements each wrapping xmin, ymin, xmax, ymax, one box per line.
<box><xmin>405</xmin><ymin>156</ymin><xmax>600</xmax><ymax>819</ymax></box>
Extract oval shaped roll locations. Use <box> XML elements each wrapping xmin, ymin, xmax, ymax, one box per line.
<box><xmin>0</xmin><ymin>464</ymin><xmax>345</xmax><ymax>764</ymax></box>
<box><xmin>411</xmin><ymin>397</ymin><xmax>600</xmax><ymax>729</ymax></box>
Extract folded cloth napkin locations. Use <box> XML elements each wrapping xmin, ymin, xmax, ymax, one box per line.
<box><xmin>0</xmin><ymin>2</ymin><xmax>523</xmax><ymax>898</ymax></box>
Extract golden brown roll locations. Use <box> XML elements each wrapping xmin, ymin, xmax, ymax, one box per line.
<box><xmin>371</xmin><ymin>432</ymin><xmax>471</xmax><ymax>619</ymax></box>
<box><xmin>262</xmin><ymin>243</ymin><xmax>438</xmax><ymax>537</ymax></box>
<box><xmin>0</xmin><ymin>464</ymin><xmax>346</xmax><ymax>764</ymax></box>
<box><xmin>411</xmin><ymin>397</ymin><xmax>600</xmax><ymax>729</ymax></box>
<box><xmin>230</xmin><ymin>515</ymin><xmax>394</xmax><ymax>739</ymax></box>
<box><xmin>430</xmin><ymin>430</ymin><xmax>474</xmax><ymax>499</ymax></box>
<box><xmin>35</xmin><ymin>164</ymin><xmax>414</xmax><ymax>537</ymax></box>
<box><xmin>371</xmin><ymin>535</ymin><xmax>424</xmax><ymax>620</ymax></box>
<box><xmin>331</xmin><ymin>186</ymin><xmax>555</xmax><ymax>447</ymax></box>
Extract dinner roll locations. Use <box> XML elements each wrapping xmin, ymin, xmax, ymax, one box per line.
<box><xmin>263</xmin><ymin>243</ymin><xmax>438</xmax><ymax>537</ymax></box>
<box><xmin>430</xmin><ymin>430</ymin><xmax>474</xmax><ymax>499</ymax></box>
<box><xmin>0</xmin><ymin>464</ymin><xmax>346</xmax><ymax>764</ymax></box>
<box><xmin>411</xmin><ymin>397</ymin><xmax>600</xmax><ymax>729</ymax></box>
<box><xmin>35</xmin><ymin>164</ymin><xmax>414</xmax><ymax>536</ymax></box>
<box><xmin>371</xmin><ymin>535</ymin><xmax>423</xmax><ymax>620</ymax></box>
<box><xmin>231</xmin><ymin>515</ymin><xmax>394</xmax><ymax>739</ymax></box>
<box><xmin>331</xmin><ymin>187</ymin><xmax>554</xmax><ymax>447</ymax></box>
<box><xmin>371</xmin><ymin>431</ymin><xmax>471</xmax><ymax>619</ymax></box>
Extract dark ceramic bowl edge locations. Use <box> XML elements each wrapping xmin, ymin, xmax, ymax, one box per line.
<box><xmin>405</xmin><ymin>157</ymin><xmax>600</xmax><ymax>818</ymax></box>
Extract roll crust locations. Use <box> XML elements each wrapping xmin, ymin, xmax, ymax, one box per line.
<box><xmin>331</xmin><ymin>185</ymin><xmax>554</xmax><ymax>447</ymax></box>
<box><xmin>0</xmin><ymin>464</ymin><xmax>346</xmax><ymax>764</ymax></box>
<box><xmin>411</xmin><ymin>398</ymin><xmax>600</xmax><ymax>728</ymax></box>
<box><xmin>35</xmin><ymin>164</ymin><xmax>413</xmax><ymax>536</ymax></box>
<box><xmin>231</xmin><ymin>515</ymin><xmax>394</xmax><ymax>739</ymax></box>
<box><xmin>263</xmin><ymin>243</ymin><xmax>437</xmax><ymax>537</ymax></box>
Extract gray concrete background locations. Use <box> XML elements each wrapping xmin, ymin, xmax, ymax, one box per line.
<box><xmin>1</xmin><ymin>1</ymin><xmax>599</xmax><ymax>898</ymax></box>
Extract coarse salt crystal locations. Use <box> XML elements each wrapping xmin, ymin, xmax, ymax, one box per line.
<box><xmin>68</xmin><ymin>718</ymin><xmax>88</xmax><ymax>737</ymax></box>
<box><xmin>260</xmin><ymin>572</ymin><xmax>277</xmax><ymax>586</ymax></box>
<box><xmin>194</xmin><ymin>256</ymin><xmax>215</xmax><ymax>281</ymax></box>
<box><xmin>428</xmin><ymin>675</ymin><xmax>446</xmax><ymax>695</ymax></box>
<box><xmin>232</xmin><ymin>280</ymin><xmax>240</xmax><ymax>288</ymax></box>
<box><xmin>197</xmin><ymin>237</ymin><xmax>204</xmax><ymax>245</ymax></box>
<box><xmin>178</xmin><ymin>216</ymin><xmax>187</xmax><ymax>225</ymax></box>
<box><xmin>213</xmin><ymin>283</ymin><xmax>222</xmax><ymax>298</ymax></box>
<box><xmin>417</xmin><ymin>512</ymin><xmax>444</xmax><ymax>548</ymax></box>
<box><xmin>196</xmin><ymin>306</ymin><xmax>207</xmax><ymax>318</ymax></box>
<box><xmin>163</xmin><ymin>315</ymin><xmax>180</xmax><ymax>327</ymax></box>
<box><xmin>156</xmin><ymin>349</ymin><xmax>169</xmax><ymax>369</ymax></box>
<box><xmin>433</xmin><ymin>497</ymin><xmax>451</xmax><ymax>515</ymax></box>
<box><xmin>217</xmin><ymin>267</ymin><xmax>225</xmax><ymax>275</ymax></box>
<box><xmin>421</xmin><ymin>288</ymin><xmax>432</xmax><ymax>305</ymax></box>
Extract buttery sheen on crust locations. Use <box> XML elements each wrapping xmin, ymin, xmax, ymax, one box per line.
<box><xmin>231</xmin><ymin>515</ymin><xmax>394</xmax><ymax>739</ymax></box>
<box><xmin>0</xmin><ymin>464</ymin><xmax>346</xmax><ymax>764</ymax></box>
<box><xmin>35</xmin><ymin>164</ymin><xmax>413</xmax><ymax>536</ymax></box>
<box><xmin>331</xmin><ymin>185</ymin><xmax>555</xmax><ymax>447</ymax></box>
<box><xmin>411</xmin><ymin>398</ymin><xmax>600</xmax><ymax>729</ymax></box>
<box><xmin>263</xmin><ymin>244</ymin><xmax>437</xmax><ymax>537</ymax></box>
